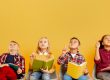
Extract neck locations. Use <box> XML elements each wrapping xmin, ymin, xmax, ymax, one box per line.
<box><xmin>10</xmin><ymin>51</ymin><xmax>18</xmax><ymax>55</ymax></box>
<box><xmin>104</xmin><ymin>46</ymin><xmax>110</xmax><ymax>51</ymax></box>
<box><xmin>40</xmin><ymin>49</ymin><xmax>47</xmax><ymax>53</ymax></box>
<box><xmin>70</xmin><ymin>48</ymin><xmax>78</xmax><ymax>54</ymax></box>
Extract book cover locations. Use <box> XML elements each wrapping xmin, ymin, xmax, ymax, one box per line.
<box><xmin>8</xmin><ymin>63</ymin><xmax>19</xmax><ymax>71</ymax></box>
<box><xmin>32</xmin><ymin>58</ymin><xmax>54</xmax><ymax>72</ymax></box>
<box><xmin>67</xmin><ymin>62</ymin><xmax>87</xmax><ymax>79</ymax></box>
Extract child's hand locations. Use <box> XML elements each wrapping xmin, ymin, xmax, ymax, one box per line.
<box><xmin>100</xmin><ymin>66</ymin><xmax>110</xmax><ymax>71</ymax></box>
<box><xmin>41</xmin><ymin>66</ymin><xmax>50</xmax><ymax>73</ymax></box>
<box><xmin>83</xmin><ymin>68</ymin><xmax>88</xmax><ymax>75</ymax></box>
<box><xmin>62</xmin><ymin>45</ymin><xmax>68</xmax><ymax>54</ymax></box>
<box><xmin>30</xmin><ymin>52</ymin><xmax>36</xmax><ymax>60</ymax></box>
<box><xmin>0</xmin><ymin>64</ymin><xmax>8</xmax><ymax>67</ymax></box>
<box><xmin>96</xmin><ymin>42</ymin><xmax>100</xmax><ymax>49</ymax></box>
<box><xmin>17</xmin><ymin>68</ymin><xmax>22</xmax><ymax>74</ymax></box>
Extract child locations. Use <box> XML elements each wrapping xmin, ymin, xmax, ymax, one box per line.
<box><xmin>57</xmin><ymin>37</ymin><xmax>89</xmax><ymax>80</ymax></box>
<box><xmin>94</xmin><ymin>35</ymin><xmax>110</xmax><ymax>80</ymax></box>
<box><xmin>0</xmin><ymin>41</ymin><xmax>25</xmax><ymax>80</ymax></box>
<box><xmin>29</xmin><ymin>37</ymin><xmax>55</xmax><ymax>80</ymax></box>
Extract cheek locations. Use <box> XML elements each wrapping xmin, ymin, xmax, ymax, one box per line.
<box><xmin>14</xmin><ymin>46</ymin><xmax>18</xmax><ymax>49</ymax></box>
<box><xmin>8</xmin><ymin>47</ymin><xmax>11</xmax><ymax>50</ymax></box>
<box><xmin>38</xmin><ymin>43</ymin><xmax>42</xmax><ymax>47</ymax></box>
<box><xmin>45</xmin><ymin>43</ymin><xmax>49</xmax><ymax>47</ymax></box>
<box><xmin>72</xmin><ymin>43</ymin><xmax>79</xmax><ymax>47</ymax></box>
<box><xmin>103</xmin><ymin>41</ymin><xmax>107</xmax><ymax>45</ymax></box>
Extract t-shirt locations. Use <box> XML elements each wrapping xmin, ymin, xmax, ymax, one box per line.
<box><xmin>5</xmin><ymin>54</ymin><xmax>14</xmax><ymax>64</ymax></box>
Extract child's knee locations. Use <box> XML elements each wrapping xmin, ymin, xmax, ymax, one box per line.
<box><xmin>42</xmin><ymin>73</ymin><xmax>50</xmax><ymax>80</ymax></box>
<box><xmin>30</xmin><ymin>72</ymin><xmax>41</xmax><ymax>80</ymax></box>
<box><xmin>78</xmin><ymin>75</ymin><xmax>88</xmax><ymax>80</ymax></box>
<box><xmin>2</xmin><ymin>66</ymin><xmax>17</xmax><ymax>79</ymax></box>
<box><xmin>64</xmin><ymin>74</ymin><xmax>72</xmax><ymax>80</ymax></box>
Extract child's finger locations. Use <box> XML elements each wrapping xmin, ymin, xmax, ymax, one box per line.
<box><xmin>47</xmin><ymin>66</ymin><xmax>48</xmax><ymax>70</ymax></box>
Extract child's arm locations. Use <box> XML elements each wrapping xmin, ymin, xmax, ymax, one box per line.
<box><xmin>29</xmin><ymin>52</ymin><xmax>36</xmax><ymax>69</ymax></box>
<box><xmin>0</xmin><ymin>63</ymin><xmax>9</xmax><ymax>67</ymax></box>
<box><xmin>57</xmin><ymin>53</ymin><xmax>68</xmax><ymax>65</ymax></box>
<box><xmin>16</xmin><ymin>56</ymin><xmax>25</xmax><ymax>74</ymax></box>
<box><xmin>57</xmin><ymin>47</ymin><xmax>68</xmax><ymax>65</ymax></box>
<box><xmin>95</xmin><ymin>42</ymin><xmax>100</xmax><ymax>60</ymax></box>
<box><xmin>48</xmin><ymin>63</ymin><xmax>55</xmax><ymax>73</ymax></box>
<box><xmin>94</xmin><ymin>42</ymin><xmax>101</xmax><ymax>63</ymax></box>
<box><xmin>0</xmin><ymin>53</ymin><xmax>9</xmax><ymax>67</ymax></box>
<box><xmin>0</xmin><ymin>53</ymin><xmax>7</xmax><ymax>64</ymax></box>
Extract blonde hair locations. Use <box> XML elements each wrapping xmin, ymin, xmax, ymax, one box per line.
<box><xmin>10</xmin><ymin>40</ymin><xmax>19</xmax><ymax>46</ymax></box>
<box><xmin>36</xmin><ymin>37</ymin><xmax>51</xmax><ymax>54</ymax></box>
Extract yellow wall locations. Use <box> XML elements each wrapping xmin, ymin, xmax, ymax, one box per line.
<box><xmin>0</xmin><ymin>0</ymin><xmax>110</xmax><ymax>75</ymax></box>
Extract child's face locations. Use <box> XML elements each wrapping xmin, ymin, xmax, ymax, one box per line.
<box><xmin>102</xmin><ymin>35</ymin><xmax>110</xmax><ymax>46</ymax></box>
<box><xmin>8</xmin><ymin>42</ymin><xmax>19</xmax><ymax>52</ymax></box>
<box><xmin>38</xmin><ymin>38</ymin><xmax>49</xmax><ymax>50</ymax></box>
<box><xmin>69</xmin><ymin>39</ymin><xmax>79</xmax><ymax>49</ymax></box>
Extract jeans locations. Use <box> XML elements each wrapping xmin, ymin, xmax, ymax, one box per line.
<box><xmin>30</xmin><ymin>71</ymin><xmax>50</xmax><ymax>80</ymax></box>
<box><xmin>64</xmin><ymin>74</ymin><xmax>88</xmax><ymax>80</ymax></box>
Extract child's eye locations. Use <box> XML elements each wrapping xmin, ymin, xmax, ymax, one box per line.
<box><xmin>39</xmin><ymin>41</ymin><xmax>42</xmax><ymax>43</ymax></box>
<box><xmin>44</xmin><ymin>41</ymin><xmax>47</xmax><ymax>43</ymax></box>
<box><xmin>10</xmin><ymin>44</ymin><xmax>13</xmax><ymax>46</ymax></box>
<box><xmin>14</xmin><ymin>44</ymin><xmax>16</xmax><ymax>45</ymax></box>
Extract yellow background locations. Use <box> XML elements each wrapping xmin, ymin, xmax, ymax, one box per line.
<box><xmin>0</xmin><ymin>0</ymin><xmax>110</xmax><ymax>76</ymax></box>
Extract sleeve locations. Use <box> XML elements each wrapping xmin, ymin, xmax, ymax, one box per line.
<box><xmin>0</xmin><ymin>53</ymin><xmax>6</xmax><ymax>64</ymax></box>
<box><xmin>94</xmin><ymin>58</ymin><xmax>101</xmax><ymax>64</ymax></box>
<box><xmin>57</xmin><ymin>53</ymin><xmax>68</xmax><ymax>65</ymax></box>
<box><xmin>19</xmin><ymin>56</ymin><xmax>25</xmax><ymax>74</ymax></box>
<box><xmin>76</xmin><ymin>54</ymin><xmax>86</xmax><ymax>64</ymax></box>
<box><xmin>0</xmin><ymin>55</ymin><xmax>2</xmax><ymax>63</ymax></box>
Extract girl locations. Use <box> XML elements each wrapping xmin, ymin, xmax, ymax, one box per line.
<box><xmin>57</xmin><ymin>37</ymin><xmax>90</xmax><ymax>80</ymax></box>
<box><xmin>0</xmin><ymin>41</ymin><xmax>25</xmax><ymax>80</ymax></box>
<box><xmin>95</xmin><ymin>35</ymin><xmax>110</xmax><ymax>80</ymax></box>
<box><xmin>29</xmin><ymin>37</ymin><xmax>55</xmax><ymax>80</ymax></box>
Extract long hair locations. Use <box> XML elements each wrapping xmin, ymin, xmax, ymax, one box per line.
<box><xmin>99</xmin><ymin>35</ymin><xmax>110</xmax><ymax>49</ymax></box>
<box><xmin>36</xmin><ymin>37</ymin><xmax>51</xmax><ymax>54</ymax></box>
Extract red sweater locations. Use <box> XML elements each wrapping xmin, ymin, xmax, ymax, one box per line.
<box><xmin>94</xmin><ymin>48</ymin><xmax>110</xmax><ymax>74</ymax></box>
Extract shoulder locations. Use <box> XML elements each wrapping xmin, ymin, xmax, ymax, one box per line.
<box><xmin>30</xmin><ymin>52</ymin><xmax>37</xmax><ymax>56</ymax></box>
<box><xmin>17</xmin><ymin>54</ymin><xmax>25</xmax><ymax>60</ymax></box>
<box><xmin>0</xmin><ymin>53</ymin><xmax>9</xmax><ymax>57</ymax></box>
<box><xmin>49</xmin><ymin>54</ymin><xmax>54</xmax><ymax>59</ymax></box>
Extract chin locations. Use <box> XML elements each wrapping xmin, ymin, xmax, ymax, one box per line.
<box><xmin>70</xmin><ymin>47</ymin><xmax>77</xmax><ymax>50</ymax></box>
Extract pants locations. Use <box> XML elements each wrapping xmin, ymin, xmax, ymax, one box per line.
<box><xmin>0</xmin><ymin>66</ymin><xmax>17</xmax><ymax>80</ymax></box>
<box><xmin>64</xmin><ymin>74</ymin><xmax>88</xmax><ymax>80</ymax></box>
<box><xmin>97</xmin><ymin>72</ymin><xmax>110</xmax><ymax>80</ymax></box>
<box><xmin>30</xmin><ymin>71</ymin><xmax>51</xmax><ymax>80</ymax></box>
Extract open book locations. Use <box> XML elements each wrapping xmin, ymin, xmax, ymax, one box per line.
<box><xmin>8</xmin><ymin>63</ymin><xmax>19</xmax><ymax>71</ymax></box>
<box><xmin>32</xmin><ymin>58</ymin><xmax>54</xmax><ymax>72</ymax></box>
<box><xmin>66</xmin><ymin>62</ymin><xmax>87</xmax><ymax>79</ymax></box>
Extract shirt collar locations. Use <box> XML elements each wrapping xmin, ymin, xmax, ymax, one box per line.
<box><xmin>38</xmin><ymin>51</ymin><xmax>48</xmax><ymax>55</ymax></box>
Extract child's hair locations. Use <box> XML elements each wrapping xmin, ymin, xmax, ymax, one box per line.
<box><xmin>9</xmin><ymin>41</ymin><xmax>20</xmax><ymax>53</ymax></box>
<box><xmin>36</xmin><ymin>37</ymin><xmax>50</xmax><ymax>54</ymax></box>
<box><xmin>70</xmin><ymin>37</ymin><xmax>80</xmax><ymax>45</ymax></box>
<box><xmin>99</xmin><ymin>34</ymin><xmax>110</xmax><ymax>49</ymax></box>
<box><xmin>10</xmin><ymin>40</ymin><xmax>19</xmax><ymax>46</ymax></box>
